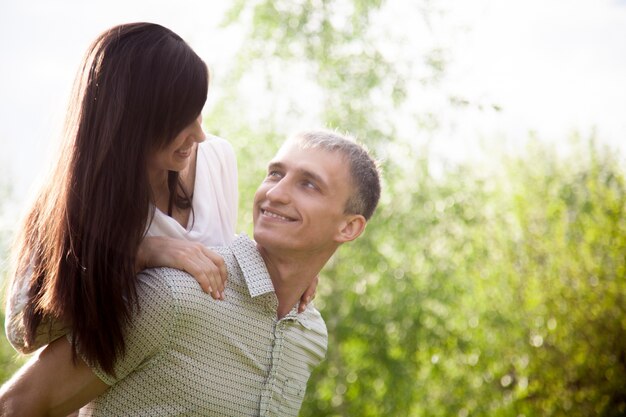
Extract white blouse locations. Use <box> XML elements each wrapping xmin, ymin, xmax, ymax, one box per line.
<box><xmin>147</xmin><ymin>134</ymin><xmax>238</xmax><ymax>245</ymax></box>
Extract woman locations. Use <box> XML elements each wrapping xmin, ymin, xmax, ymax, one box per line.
<box><xmin>3</xmin><ymin>22</ymin><xmax>266</xmax><ymax>376</ymax></box>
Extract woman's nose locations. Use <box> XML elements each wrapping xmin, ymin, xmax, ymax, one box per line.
<box><xmin>195</xmin><ymin>116</ymin><xmax>206</xmax><ymax>143</ymax></box>
<box><xmin>196</xmin><ymin>128</ymin><xmax>206</xmax><ymax>143</ymax></box>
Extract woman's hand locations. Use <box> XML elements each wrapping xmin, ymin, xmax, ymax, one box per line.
<box><xmin>298</xmin><ymin>275</ymin><xmax>318</xmax><ymax>313</ymax></box>
<box><xmin>137</xmin><ymin>236</ymin><xmax>227</xmax><ymax>300</ymax></box>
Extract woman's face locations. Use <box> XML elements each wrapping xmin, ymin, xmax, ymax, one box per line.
<box><xmin>148</xmin><ymin>115</ymin><xmax>206</xmax><ymax>174</ymax></box>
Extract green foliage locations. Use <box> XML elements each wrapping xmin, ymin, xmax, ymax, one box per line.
<box><xmin>213</xmin><ymin>1</ymin><xmax>626</xmax><ymax>416</ymax></box>
<box><xmin>500</xmin><ymin>140</ymin><xmax>626</xmax><ymax>416</ymax></box>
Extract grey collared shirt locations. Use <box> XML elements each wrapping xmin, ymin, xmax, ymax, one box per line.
<box><xmin>80</xmin><ymin>234</ymin><xmax>328</xmax><ymax>416</ymax></box>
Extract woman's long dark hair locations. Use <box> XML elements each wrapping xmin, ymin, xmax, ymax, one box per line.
<box><xmin>12</xmin><ymin>23</ymin><xmax>208</xmax><ymax>374</ymax></box>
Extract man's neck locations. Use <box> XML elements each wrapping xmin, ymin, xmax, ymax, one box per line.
<box><xmin>256</xmin><ymin>245</ymin><xmax>330</xmax><ymax>319</ymax></box>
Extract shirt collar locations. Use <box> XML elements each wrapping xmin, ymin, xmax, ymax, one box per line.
<box><xmin>230</xmin><ymin>234</ymin><xmax>276</xmax><ymax>297</ymax></box>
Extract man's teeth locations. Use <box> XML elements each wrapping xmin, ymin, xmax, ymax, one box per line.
<box><xmin>263</xmin><ymin>210</ymin><xmax>291</xmax><ymax>221</ymax></box>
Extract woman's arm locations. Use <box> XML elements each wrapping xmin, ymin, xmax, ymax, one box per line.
<box><xmin>4</xmin><ymin>274</ymin><xmax>32</xmax><ymax>353</ymax></box>
<box><xmin>137</xmin><ymin>236</ymin><xmax>228</xmax><ymax>300</ymax></box>
<box><xmin>4</xmin><ymin>269</ymin><xmax>67</xmax><ymax>354</ymax></box>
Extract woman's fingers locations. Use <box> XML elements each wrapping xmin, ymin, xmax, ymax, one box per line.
<box><xmin>298</xmin><ymin>275</ymin><xmax>319</xmax><ymax>313</ymax></box>
<box><xmin>201</xmin><ymin>247</ymin><xmax>228</xmax><ymax>290</ymax></box>
<box><xmin>182</xmin><ymin>258</ymin><xmax>214</xmax><ymax>297</ymax></box>
<box><xmin>180</xmin><ymin>245</ymin><xmax>225</xmax><ymax>300</ymax></box>
<box><xmin>139</xmin><ymin>236</ymin><xmax>227</xmax><ymax>299</ymax></box>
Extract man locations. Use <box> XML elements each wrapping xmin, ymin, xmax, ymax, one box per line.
<box><xmin>0</xmin><ymin>130</ymin><xmax>381</xmax><ymax>416</ymax></box>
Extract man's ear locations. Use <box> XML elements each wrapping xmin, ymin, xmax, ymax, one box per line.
<box><xmin>334</xmin><ymin>214</ymin><xmax>367</xmax><ymax>243</ymax></box>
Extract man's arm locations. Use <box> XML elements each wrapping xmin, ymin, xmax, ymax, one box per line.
<box><xmin>0</xmin><ymin>337</ymin><xmax>108</xmax><ymax>417</ymax></box>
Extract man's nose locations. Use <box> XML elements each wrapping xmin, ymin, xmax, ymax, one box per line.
<box><xmin>266</xmin><ymin>180</ymin><xmax>291</xmax><ymax>204</ymax></box>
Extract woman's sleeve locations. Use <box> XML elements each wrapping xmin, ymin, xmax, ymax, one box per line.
<box><xmin>4</xmin><ymin>267</ymin><xmax>68</xmax><ymax>354</ymax></box>
<box><xmin>202</xmin><ymin>135</ymin><xmax>238</xmax><ymax>241</ymax></box>
<box><xmin>217</xmin><ymin>137</ymin><xmax>239</xmax><ymax>237</ymax></box>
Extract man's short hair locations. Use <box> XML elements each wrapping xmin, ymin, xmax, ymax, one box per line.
<box><xmin>291</xmin><ymin>130</ymin><xmax>381</xmax><ymax>220</ymax></box>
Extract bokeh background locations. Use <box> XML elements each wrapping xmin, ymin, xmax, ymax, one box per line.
<box><xmin>1</xmin><ymin>0</ymin><xmax>626</xmax><ymax>415</ymax></box>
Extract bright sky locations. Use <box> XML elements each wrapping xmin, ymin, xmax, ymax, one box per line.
<box><xmin>444</xmin><ymin>0</ymin><xmax>626</xmax><ymax>159</ymax></box>
<box><xmin>1</xmin><ymin>0</ymin><xmax>625</xmax><ymax>213</ymax></box>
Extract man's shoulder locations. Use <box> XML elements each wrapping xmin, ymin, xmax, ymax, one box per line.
<box><xmin>210</xmin><ymin>234</ymin><xmax>257</xmax><ymax>261</ymax></box>
<box><xmin>136</xmin><ymin>235</ymin><xmax>265</xmax><ymax>305</ymax></box>
<box><xmin>138</xmin><ymin>266</ymin><xmax>240</xmax><ymax>301</ymax></box>
<box><xmin>212</xmin><ymin>234</ymin><xmax>268</xmax><ymax>286</ymax></box>
<box><xmin>138</xmin><ymin>267</ymin><xmax>197</xmax><ymax>290</ymax></box>
<box><xmin>140</xmin><ymin>233</ymin><xmax>262</xmax><ymax>288</ymax></box>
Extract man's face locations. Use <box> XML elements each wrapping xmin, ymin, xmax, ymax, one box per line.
<box><xmin>253</xmin><ymin>139</ymin><xmax>354</xmax><ymax>254</ymax></box>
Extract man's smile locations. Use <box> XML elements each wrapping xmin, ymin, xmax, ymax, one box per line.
<box><xmin>260</xmin><ymin>208</ymin><xmax>297</xmax><ymax>222</ymax></box>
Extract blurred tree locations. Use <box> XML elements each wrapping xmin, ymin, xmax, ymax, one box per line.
<box><xmin>500</xmin><ymin>138</ymin><xmax>626</xmax><ymax>416</ymax></box>
<box><xmin>207</xmin><ymin>1</ymin><xmax>626</xmax><ymax>416</ymax></box>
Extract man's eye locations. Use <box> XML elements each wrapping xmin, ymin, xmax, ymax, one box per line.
<box><xmin>267</xmin><ymin>171</ymin><xmax>282</xmax><ymax>179</ymax></box>
<box><xmin>303</xmin><ymin>180</ymin><xmax>317</xmax><ymax>190</ymax></box>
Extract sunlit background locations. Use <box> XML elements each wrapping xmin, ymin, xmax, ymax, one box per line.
<box><xmin>1</xmin><ymin>0</ymin><xmax>625</xmax><ymax>208</ymax></box>
<box><xmin>1</xmin><ymin>0</ymin><xmax>625</xmax><ymax>415</ymax></box>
